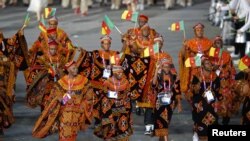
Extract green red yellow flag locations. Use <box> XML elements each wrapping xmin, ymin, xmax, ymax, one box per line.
<box><xmin>209</xmin><ymin>47</ymin><xmax>223</xmax><ymax>58</ymax></box>
<box><xmin>238</xmin><ymin>55</ymin><xmax>250</xmax><ymax>71</ymax></box>
<box><xmin>121</xmin><ymin>10</ymin><xmax>139</xmax><ymax>22</ymax></box>
<box><xmin>185</xmin><ymin>55</ymin><xmax>201</xmax><ymax>67</ymax></box>
<box><xmin>104</xmin><ymin>15</ymin><xmax>115</xmax><ymax>29</ymax></box>
<box><xmin>169</xmin><ymin>20</ymin><xmax>185</xmax><ymax>31</ymax></box>
<box><xmin>144</xmin><ymin>43</ymin><xmax>160</xmax><ymax>57</ymax></box>
<box><xmin>45</xmin><ymin>8</ymin><xmax>56</xmax><ymax>18</ymax></box>
<box><xmin>110</xmin><ymin>53</ymin><xmax>123</xmax><ymax>65</ymax></box>
<box><xmin>101</xmin><ymin>21</ymin><xmax>111</xmax><ymax>35</ymax></box>
<box><xmin>38</xmin><ymin>22</ymin><xmax>47</xmax><ymax>33</ymax></box>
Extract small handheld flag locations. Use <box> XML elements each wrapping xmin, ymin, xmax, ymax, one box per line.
<box><xmin>121</xmin><ymin>10</ymin><xmax>139</xmax><ymax>23</ymax></box>
<box><xmin>45</xmin><ymin>8</ymin><xmax>56</xmax><ymax>18</ymax></box>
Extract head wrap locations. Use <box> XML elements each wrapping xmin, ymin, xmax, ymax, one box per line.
<box><xmin>139</xmin><ymin>14</ymin><xmax>149</xmax><ymax>22</ymax></box>
<box><xmin>49</xmin><ymin>16</ymin><xmax>58</xmax><ymax>22</ymax></box>
<box><xmin>193</xmin><ymin>23</ymin><xmax>205</xmax><ymax>30</ymax></box>
<box><xmin>112</xmin><ymin>65</ymin><xmax>124</xmax><ymax>72</ymax></box>
<box><xmin>64</xmin><ymin>61</ymin><xmax>76</xmax><ymax>70</ymax></box>
<box><xmin>100</xmin><ymin>35</ymin><xmax>112</xmax><ymax>42</ymax></box>
<box><xmin>48</xmin><ymin>40</ymin><xmax>58</xmax><ymax>46</ymax></box>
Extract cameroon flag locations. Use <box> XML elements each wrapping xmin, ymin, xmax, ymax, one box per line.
<box><xmin>209</xmin><ymin>47</ymin><xmax>223</xmax><ymax>58</ymax></box>
<box><xmin>238</xmin><ymin>55</ymin><xmax>250</xmax><ymax>71</ymax></box>
<box><xmin>185</xmin><ymin>55</ymin><xmax>201</xmax><ymax>67</ymax></box>
<box><xmin>169</xmin><ymin>20</ymin><xmax>185</xmax><ymax>31</ymax></box>
<box><xmin>38</xmin><ymin>22</ymin><xmax>46</xmax><ymax>33</ymax></box>
<box><xmin>45</xmin><ymin>8</ymin><xmax>56</xmax><ymax>18</ymax></box>
<box><xmin>101</xmin><ymin>21</ymin><xmax>111</xmax><ymax>35</ymax></box>
<box><xmin>121</xmin><ymin>10</ymin><xmax>139</xmax><ymax>22</ymax></box>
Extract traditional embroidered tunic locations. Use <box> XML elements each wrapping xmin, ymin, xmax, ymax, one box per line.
<box><xmin>26</xmin><ymin>53</ymin><xmax>66</xmax><ymax>109</ymax></box>
<box><xmin>138</xmin><ymin>51</ymin><xmax>176</xmax><ymax>108</ymax></box>
<box><xmin>210</xmin><ymin>50</ymin><xmax>236</xmax><ymax>118</ymax></box>
<box><xmin>0</xmin><ymin>32</ymin><xmax>28</xmax><ymax>132</ymax></box>
<box><xmin>179</xmin><ymin>37</ymin><xmax>212</xmax><ymax>95</ymax></box>
<box><xmin>32</xmin><ymin>75</ymin><xmax>94</xmax><ymax>141</ymax></box>
<box><xmin>191</xmin><ymin>71</ymin><xmax>220</xmax><ymax>140</ymax></box>
<box><xmin>90</xmin><ymin>50</ymin><xmax>119</xmax><ymax>120</ymax></box>
<box><xmin>152</xmin><ymin>74</ymin><xmax>181</xmax><ymax>136</ymax></box>
<box><xmin>235</xmin><ymin>71</ymin><xmax>250</xmax><ymax>125</ymax></box>
<box><xmin>94</xmin><ymin>75</ymin><xmax>133</xmax><ymax>141</ymax></box>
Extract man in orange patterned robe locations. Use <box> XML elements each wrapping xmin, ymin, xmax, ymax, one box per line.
<box><xmin>28</xmin><ymin>16</ymin><xmax>74</xmax><ymax>68</ymax></box>
<box><xmin>26</xmin><ymin>40</ymin><xmax>67</xmax><ymax>110</ymax></box>
<box><xmin>0</xmin><ymin>29</ymin><xmax>29</xmax><ymax>135</ymax></box>
<box><xmin>179</xmin><ymin>23</ymin><xmax>213</xmax><ymax>100</ymax></box>
<box><xmin>32</xmin><ymin>61</ymin><xmax>94</xmax><ymax>141</ymax></box>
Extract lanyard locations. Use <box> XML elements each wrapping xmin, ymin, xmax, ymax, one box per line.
<box><xmin>163</xmin><ymin>75</ymin><xmax>171</xmax><ymax>92</ymax></box>
<box><xmin>1</xmin><ymin>41</ymin><xmax>5</xmax><ymax>51</ymax></box>
<box><xmin>196</xmin><ymin>39</ymin><xmax>202</xmax><ymax>54</ymax></box>
<box><xmin>101</xmin><ymin>54</ymin><xmax>106</xmax><ymax>68</ymax></box>
<box><xmin>112</xmin><ymin>77</ymin><xmax>120</xmax><ymax>92</ymax></box>
<box><xmin>68</xmin><ymin>77</ymin><xmax>76</xmax><ymax>94</ymax></box>
<box><xmin>201</xmin><ymin>69</ymin><xmax>213</xmax><ymax>90</ymax></box>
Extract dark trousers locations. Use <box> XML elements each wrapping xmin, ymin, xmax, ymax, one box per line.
<box><xmin>234</xmin><ymin>21</ymin><xmax>246</xmax><ymax>58</ymax></box>
<box><xmin>144</xmin><ymin>108</ymin><xmax>154</xmax><ymax>125</ymax></box>
<box><xmin>234</xmin><ymin>43</ymin><xmax>246</xmax><ymax>58</ymax></box>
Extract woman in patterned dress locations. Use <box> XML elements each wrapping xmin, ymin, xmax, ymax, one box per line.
<box><xmin>151</xmin><ymin>58</ymin><xmax>182</xmax><ymax>141</ymax></box>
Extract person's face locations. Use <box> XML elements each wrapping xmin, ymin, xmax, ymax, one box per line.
<box><xmin>162</xmin><ymin>64</ymin><xmax>171</xmax><ymax>74</ymax></box>
<box><xmin>214</xmin><ymin>40</ymin><xmax>223</xmax><ymax>48</ymax></box>
<box><xmin>202</xmin><ymin>60</ymin><xmax>212</xmax><ymax>72</ymax></box>
<box><xmin>48</xmin><ymin>20</ymin><xmax>58</xmax><ymax>29</ymax></box>
<box><xmin>194</xmin><ymin>28</ymin><xmax>204</xmax><ymax>38</ymax></box>
<box><xmin>67</xmin><ymin>64</ymin><xmax>78</xmax><ymax>76</ymax></box>
<box><xmin>138</xmin><ymin>20</ymin><xmax>147</xmax><ymax>28</ymax></box>
<box><xmin>49</xmin><ymin>45</ymin><xmax>57</xmax><ymax>56</ymax></box>
<box><xmin>113</xmin><ymin>70</ymin><xmax>123</xmax><ymax>80</ymax></box>
<box><xmin>101</xmin><ymin>40</ymin><xmax>111</xmax><ymax>51</ymax></box>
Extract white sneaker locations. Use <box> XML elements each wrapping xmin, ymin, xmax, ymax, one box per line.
<box><xmin>144</xmin><ymin>125</ymin><xmax>153</xmax><ymax>135</ymax></box>
<box><xmin>193</xmin><ymin>132</ymin><xmax>199</xmax><ymax>141</ymax></box>
<box><xmin>230</xmin><ymin>52</ymin><xmax>240</xmax><ymax>58</ymax></box>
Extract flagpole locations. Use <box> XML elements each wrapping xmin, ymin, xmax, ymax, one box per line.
<box><xmin>183</xmin><ymin>29</ymin><xmax>186</xmax><ymax>40</ymax></box>
<box><xmin>114</xmin><ymin>25</ymin><xmax>122</xmax><ymax>35</ymax></box>
<box><xmin>133</xmin><ymin>20</ymin><xmax>137</xmax><ymax>32</ymax></box>
<box><xmin>182</xmin><ymin>20</ymin><xmax>186</xmax><ymax>40</ymax></box>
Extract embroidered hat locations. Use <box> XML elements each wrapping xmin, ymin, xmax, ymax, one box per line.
<box><xmin>139</xmin><ymin>14</ymin><xmax>149</xmax><ymax>22</ymax></box>
<box><xmin>112</xmin><ymin>65</ymin><xmax>124</xmax><ymax>72</ymax></box>
<box><xmin>213</xmin><ymin>35</ymin><xmax>222</xmax><ymax>42</ymax></box>
<box><xmin>48</xmin><ymin>40</ymin><xmax>58</xmax><ymax>46</ymax></box>
<box><xmin>64</xmin><ymin>61</ymin><xmax>76</xmax><ymax>70</ymax></box>
<box><xmin>48</xmin><ymin>16</ymin><xmax>58</xmax><ymax>22</ymax></box>
<box><xmin>193</xmin><ymin>23</ymin><xmax>205</xmax><ymax>29</ymax></box>
<box><xmin>161</xmin><ymin>58</ymin><xmax>171</xmax><ymax>66</ymax></box>
<box><xmin>100</xmin><ymin>35</ymin><xmax>112</xmax><ymax>42</ymax></box>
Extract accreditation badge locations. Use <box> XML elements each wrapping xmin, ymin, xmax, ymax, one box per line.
<box><xmin>107</xmin><ymin>90</ymin><xmax>118</xmax><ymax>99</ymax></box>
<box><xmin>157</xmin><ymin>91</ymin><xmax>172</xmax><ymax>106</ymax></box>
<box><xmin>205</xmin><ymin>90</ymin><xmax>214</xmax><ymax>103</ymax></box>
<box><xmin>62</xmin><ymin>93</ymin><xmax>71</xmax><ymax>105</ymax></box>
<box><xmin>103</xmin><ymin>69</ymin><xmax>111</xmax><ymax>79</ymax></box>
<box><xmin>215</xmin><ymin>69</ymin><xmax>221</xmax><ymax>76</ymax></box>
